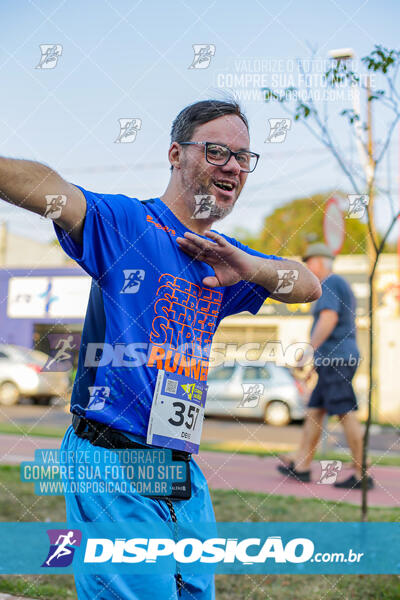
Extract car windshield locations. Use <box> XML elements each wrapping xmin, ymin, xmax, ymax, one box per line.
<box><xmin>207</xmin><ymin>366</ymin><xmax>235</xmax><ymax>381</ymax></box>
<box><xmin>242</xmin><ymin>363</ymin><xmax>294</xmax><ymax>383</ymax></box>
<box><xmin>267</xmin><ymin>363</ymin><xmax>294</xmax><ymax>382</ymax></box>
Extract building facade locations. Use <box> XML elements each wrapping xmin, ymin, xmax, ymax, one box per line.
<box><xmin>0</xmin><ymin>250</ymin><xmax>398</xmax><ymax>423</ymax></box>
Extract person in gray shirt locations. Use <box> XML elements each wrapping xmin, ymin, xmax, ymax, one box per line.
<box><xmin>278</xmin><ymin>243</ymin><xmax>373</xmax><ymax>489</ymax></box>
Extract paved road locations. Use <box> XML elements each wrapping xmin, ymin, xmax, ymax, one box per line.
<box><xmin>1</xmin><ymin>404</ymin><xmax>399</xmax><ymax>455</ymax></box>
<box><xmin>203</xmin><ymin>417</ymin><xmax>400</xmax><ymax>455</ymax></box>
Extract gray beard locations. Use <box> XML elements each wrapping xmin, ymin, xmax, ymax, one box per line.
<box><xmin>189</xmin><ymin>182</ymin><xmax>235</xmax><ymax>222</ymax></box>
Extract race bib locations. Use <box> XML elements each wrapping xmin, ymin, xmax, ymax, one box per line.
<box><xmin>146</xmin><ymin>370</ymin><xmax>207</xmax><ymax>454</ymax></box>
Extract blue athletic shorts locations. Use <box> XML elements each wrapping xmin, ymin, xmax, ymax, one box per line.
<box><xmin>308</xmin><ymin>364</ymin><xmax>358</xmax><ymax>415</ymax></box>
<box><xmin>61</xmin><ymin>425</ymin><xmax>216</xmax><ymax>600</ymax></box>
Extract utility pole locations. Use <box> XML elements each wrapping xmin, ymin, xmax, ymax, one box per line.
<box><xmin>365</xmin><ymin>74</ymin><xmax>379</xmax><ymax>419</ymax></box>
<box><xmin>328</xmin><ymin>49</ymin><xmax>379</xmax><ymax>420</ymax></box>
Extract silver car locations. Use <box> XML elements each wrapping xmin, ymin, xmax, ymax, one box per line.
<box><xmin>0</xmin><ymin>344</ymin><xmax>70</xmax><ymax>406</ymax></box>
<box><xmin>205</xmin><ymin>362</ymin><xmax>307</xmax><ymax>426</ymax></box>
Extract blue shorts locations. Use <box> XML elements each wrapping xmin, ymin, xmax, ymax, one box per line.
<box><xmin>308</xmin><ymin>364</ymin><xmax>358</xmax><ymax>415</ymax></box>
<box><xmin>61</xmin><ymin>425</ymin><xmax>216</xmax><ymax>600</ymax></box>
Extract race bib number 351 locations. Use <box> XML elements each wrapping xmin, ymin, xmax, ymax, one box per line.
<box><xmin>146</xmin><ymin>370</ymin><xmax>207</xmax><ymax>454</ymax></box>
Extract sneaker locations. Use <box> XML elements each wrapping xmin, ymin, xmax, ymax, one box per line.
<box><xmin>334</xmin><ymin>474</ymin><xmax>374</xmax><ymax>490</ymax></box>
<box><xmin>277</xmin><ymin>464</ymin><xmax>311</xmax><ymax>482</ymax></box>
<box><xmin>277</xmin><ymin>455</ymin><xmax>295</xmax><ymax>468</ymax></box>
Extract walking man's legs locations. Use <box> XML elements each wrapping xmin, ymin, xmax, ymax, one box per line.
<box><xmin>277</xmin><ymin>363</ymin><xmax>373</xmax><ymax>487</ymax></box>
<box><xmin>292</xmin><ymin>408</ymin><xmax>326</xmax><ymax>472</ymax></box>
<box><xmin>337</xmin><ymin>410</ymin><xmax>367</xmax><ymax>479</ymax></box>
<box><xmin>334</xmin><ymin>409</ymin><xmax>373</xmax><ymax>488</ymax></box>
<box><xmin>277</xmin><ymin>407</ymin><xmax>325</xmax><ymax>480</ymax></box>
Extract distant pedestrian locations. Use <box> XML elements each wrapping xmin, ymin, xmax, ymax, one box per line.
<box><xmin>277</xmin><ymin>243</ymin><xmax>374</xmax><ymax>490</ymax></box>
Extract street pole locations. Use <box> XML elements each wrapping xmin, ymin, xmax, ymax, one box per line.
<box><xmin>331</xmin><ymin>50</ymin><xmax>378</xmax><ymax>421</ymax></box>
<box><xmin>365</xmin><ymin>75</ymin><xmax>379</xmax><ymax>421</ymax></box>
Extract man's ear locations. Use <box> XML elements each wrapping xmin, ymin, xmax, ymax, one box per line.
<box><xmin>168</xmin><ymin>142</ymin><xmax>182</xmax><ymax>170</ymax></box>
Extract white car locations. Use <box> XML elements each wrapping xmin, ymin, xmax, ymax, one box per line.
<box><xmin>205</xmin><ymin>362</ymin><xmax>307</xmax><ymax>426</ymax></box>
<box><xmin>0</xmin><ymin>344</ymin><xmax>70</xmax><ymax>406</ymax></box>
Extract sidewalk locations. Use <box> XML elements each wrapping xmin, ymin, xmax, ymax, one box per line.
<box><xmin>196</xmin><ymin>451</ymin><xmax>400</xmax><ymax>508</ymax></box>
<box><xmin>1</xmin><ymin>434</ymin><xmax>399</xmax><ymax>508</ymax></box>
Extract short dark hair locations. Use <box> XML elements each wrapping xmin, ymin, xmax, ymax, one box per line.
<box><xmin>169</xmin><ymin>99</ymin><xmax>249</xmax><ymax>170</ymax></box>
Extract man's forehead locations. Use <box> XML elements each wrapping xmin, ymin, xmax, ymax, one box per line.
<box><xmin>192</xmin><ymin>115</ymin><xmax>250</xmax><ymax>149</ymax></box>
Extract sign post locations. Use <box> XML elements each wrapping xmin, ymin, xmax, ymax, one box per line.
<box><xmin>323</xmin><ymin>197</ymin><xmax>345</xmax><ymax>255</ymax></box>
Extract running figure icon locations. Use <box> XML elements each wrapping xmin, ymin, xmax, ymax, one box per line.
<box><xmin>45</xmin><ymin>335</ymin><xmax>76</xmax><ymax>370</ymax></box>
<box><xmin>45</xmin><ymin>531</ymin><xmax>77</xmax><ymax>566</ymax></box>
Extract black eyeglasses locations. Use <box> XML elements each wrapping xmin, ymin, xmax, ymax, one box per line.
<box><xmin>179</xmin><ymin>141</ymin><xmax>259</xmax><ymax>173</ymax></box>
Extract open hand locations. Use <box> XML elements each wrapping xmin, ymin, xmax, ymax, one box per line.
<box><xmin>176</xmin><ymin>230</ymin><xmax>253</xmax><ymax>288</ymax></box>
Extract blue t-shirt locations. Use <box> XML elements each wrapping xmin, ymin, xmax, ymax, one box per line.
<box><xmin>54</xmin><ymin>186</ymin><xmax>285</xmax><ymax>437</ymax></box>
<box><xmin>311</xmin><ymin>273</ymin><xmax>359</xmax><ymax>362</ymax></box>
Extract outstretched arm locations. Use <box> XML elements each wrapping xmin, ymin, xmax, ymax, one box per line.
<box><xmin>0</xmin><ymin>157</ymin><xmax>86</xmax><ymax>244</ymax></box>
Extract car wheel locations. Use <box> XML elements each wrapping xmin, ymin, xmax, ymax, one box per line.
<box><xmin>0</xmin><ymin>381</ymin><xmax>20</xmax><ymax>406</ymax></box>
<box><xmin>264</xmin><ymin>400</ymin><xmax>291</xmax><ymax>426</ymax></box>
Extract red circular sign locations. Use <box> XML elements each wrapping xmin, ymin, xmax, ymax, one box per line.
<box><xmin>323</xmin><ymin>197</ymin><xmax>345</xmax><ymax>255</ymax></box>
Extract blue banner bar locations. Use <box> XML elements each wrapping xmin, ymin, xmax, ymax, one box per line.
<box><xmin>0</xmin><ymin>522</ymin><xmax>398</xmax><ymax>574</ymax></box>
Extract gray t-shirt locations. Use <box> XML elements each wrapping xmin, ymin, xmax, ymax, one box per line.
<box><xmin>311</xmin><ymin>273</ymin><xmax>360</xmax><ymax>362</ymax></box>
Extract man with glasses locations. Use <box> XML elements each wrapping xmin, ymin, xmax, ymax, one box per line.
<box><xmin>0</xmin><ymin>99</ymin><xmax>320</xmax><ymax>599</ymax></box>
<box><xmin>179</xmin><ymin>141</ymin><xmax>259</xmax><ymax>172</ymax></box>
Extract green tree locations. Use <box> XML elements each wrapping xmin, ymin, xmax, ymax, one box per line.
<box><xmin>259</xmin><ymin>192</ymin><xmax>366</xmax><ymax>256</ymax></box>
<box><xmin>234</xmin><ymin>192</ymin><xmax>396</xmax><ymax>256</ymax></box>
